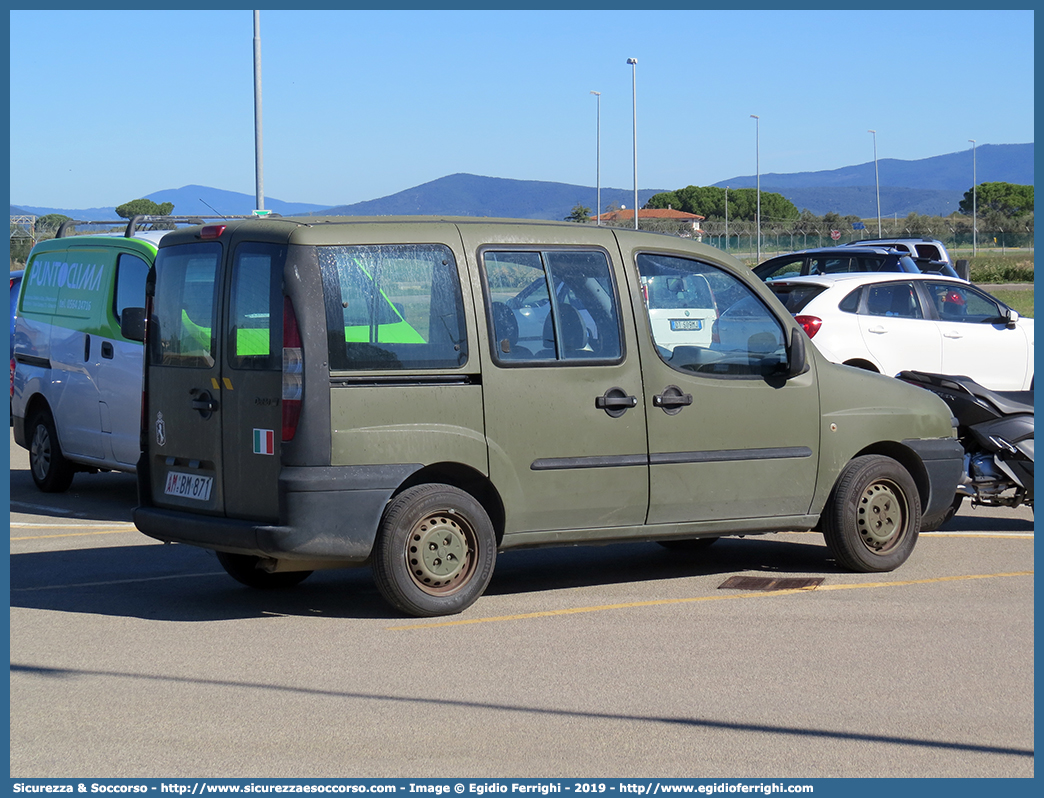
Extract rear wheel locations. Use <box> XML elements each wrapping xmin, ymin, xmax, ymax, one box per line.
<box><xmin>216</xmin><ymin>552</ymin><xmax>313</xmax><ymax>589</ymax></box>
<box><xmin>822</xmin><ymin>455</ymin><xmax>920</xmax><ymax>572</ymax></box>
<box><xmin>28</xmin><ymin>408</ymin><xmax>75</xmax><ymax>493</ymax></box>
<box><xmin>372</xmin><ymin>484</ymin><xmax>497</xmax><ymax>617</ymax></box>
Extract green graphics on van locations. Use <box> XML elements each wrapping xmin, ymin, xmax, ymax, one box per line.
<box><xmin>22</xmin><ymin>250</ymin><xmax>110</xmax><ymax>325</ymax></box>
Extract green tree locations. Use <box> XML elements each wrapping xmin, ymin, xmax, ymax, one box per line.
<box><xmin>959</xmin><ymin>182</ymin><xmax>1033</xmax><ymax>217</ymax></box>
<box><xmin>646</xmin><ymin>185</ymin><xmax>798</xmax><ymax>223</ymax></box>
<box><xmin>564</xmin><ymin>203</ymin><xmax>591</xmax><ymax>223</ymax></box>
<box><xmin>115</xmin><ymin>198</ymin><xmax>174</xmax><ymax>219</ymax></box>
<box><xmin>35</xmin><ymin>213</ymin><xmax>72</xmax><ymax>237</ymax></box>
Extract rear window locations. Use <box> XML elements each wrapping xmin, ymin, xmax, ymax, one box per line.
<box><xmin>319</xmin><ymin>244</ymin><xmax>468</xmax><ymax>371</ymax></box>
<box><xmin>767</xmin><ymin>283</ymin><xmax>827</xmax><ymax>313</ymax></box>
<box><xmin>150</xmin><ymin>242</ymin><xmax>222</xmax><ymax>368</ymax></box>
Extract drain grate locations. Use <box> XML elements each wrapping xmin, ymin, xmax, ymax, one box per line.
<box><xmin>718</xmin><ymin>575</ymin><xmax>824</xmax><ymax>591</ymax></box>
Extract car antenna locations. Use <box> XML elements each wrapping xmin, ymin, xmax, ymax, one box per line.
<box><xmin>199</xmin><ymin>198</ymin><xmax>229</xmax><ymax>219</ymax></box>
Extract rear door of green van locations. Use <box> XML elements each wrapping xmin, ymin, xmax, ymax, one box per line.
<box><xmin>144</xmin><ymin>231</ymin><xmax>287</xmax><ymax>522</ymax></box>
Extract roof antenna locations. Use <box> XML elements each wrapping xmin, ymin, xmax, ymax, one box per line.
<box><xmin>199</xmin><ymin>198</ymin><xmax>228</xmax><ymax>219</ymax></box>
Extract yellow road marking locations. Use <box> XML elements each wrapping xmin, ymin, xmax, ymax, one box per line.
<box><xmin>11</xmin><ymin>525</ymin><xmax>136</xmax><ymax>540</ymax></box>
<box><xmin>389</xmin><ymin>570</ymin><xmax>1033</xmax><ymax>631</ymax></box>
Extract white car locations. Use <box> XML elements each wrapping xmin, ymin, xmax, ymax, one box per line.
<box><xmin>766</xmin><ymin>273</ymin><xmax>1034</xmax><ymax>391</ymax></box>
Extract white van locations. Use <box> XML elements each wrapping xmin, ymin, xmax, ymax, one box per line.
<box><xmin>10</xmin><ymin>216</ymin><xmax>236</xmax><ymax>491</ymax></box>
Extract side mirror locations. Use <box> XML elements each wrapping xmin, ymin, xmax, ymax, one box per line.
<box><xmin>121</xmin><ymin>307</ymin><xmax>146</xmax><ymax>342</ymax></box>
<box><xmin>787</xmin><ymin>327</ymin><xmax>810</xmax><ymax>379</ymax></box>
<box><xmin>1006</xmin><ymin>308</ymin><xmax>1020</xmax><ymax>329</ymax></box>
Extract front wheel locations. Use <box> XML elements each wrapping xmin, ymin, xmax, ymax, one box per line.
<box><xmin>216</xmin><ymin>552</ymin><xmax>313</xmax><ymax>589</ymax></box>
<box><xmin>372</xmin><ymin>484</ymin><xmax>497</xmax><ymax>617</ymax></box>
<box><xmin>821</xmin><ymin>455</ymin><xmax>921</xmax><ymax>573</ymax></box>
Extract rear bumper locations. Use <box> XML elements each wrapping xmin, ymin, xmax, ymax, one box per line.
<box><xmin>903</xmin><ymin>437</ymin><xmax>965</xmax><ymax>525</ymax></box>
<box><xmin>134</xmin><ymin>463</ymin><xmax>422</xmax><ymax>562</ymax></box>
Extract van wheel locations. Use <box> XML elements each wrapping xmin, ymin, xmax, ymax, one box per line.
<box><xmin>28</xmin><ymin>409</ymin><xmax>75</xmax><ymax>493</ymax></box>
<box><xmin>372</xmin><ymin>484</ymin><xmax>496</xmax><ymax>617</ymax></box>
<box><xmin>657</xmin><ymin>537</ymin><xmax>719</xmax><ymax>551</ymax></box>
<box><xmin>215</xmin><ymin>552</ymin><xmax>313</xmax><ymax>589</ymax></box>
<box><xmin>822</xmin><ymin>455</ymin><xmax>920</xmax><ymax>573</ymax></box>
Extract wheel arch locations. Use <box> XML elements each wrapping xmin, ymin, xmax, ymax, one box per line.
<box><xmin>842</xmin><ymin>358</ymin><xmax>880</xmax><ymax>373</ymax></box>
<box><xmin>394</xmin><ymin>462</ymin><xmax>506</xmax><ymax>546</ymax></box>
<box><xmin>850</xmin><ymin>441</ymin><xmax>930</xmax><ymax>516</ymax></box>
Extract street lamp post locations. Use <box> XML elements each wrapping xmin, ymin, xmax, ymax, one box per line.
<box><xmin>724</xmin><ymin>186</ymin><xmax>729</xmax><ymax>250</ymax></box>
<box><xmin>751</xmin><ymin>114</ymin><xmax>760</xmax><ymax>261</ymax></box>
<box><xmin>969</xmin><ymin>139</ymin><xmax>977</xmax><ymax>255</ymax></box>
<box><xmin>253</xmin><ymin>10</ymin><xmax>265</xmax><ymax>211</ymax></box>
<box><xmin>869</xmin><ymin>129</ymin><xmax>881</xmax><ymax>237</ymax></box>
<box><xmin>627</xmin><ymin>58</ymin><xmax>638</xmax><ymax>230</ymax></box>
<box><xmin>590</xmin><ymin>91</ymin><xmax>601</xmax><ymax>225</ymax></box>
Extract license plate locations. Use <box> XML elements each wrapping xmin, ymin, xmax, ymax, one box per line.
<box><xmin>164</xmin><ymin>471</ymin><xmax>214</xmax><ymax>501</ymax></box>
<box><xmin>670</xmin><ymin>318</ymin><xmax>703</xmax><ymax>331</ymax></box>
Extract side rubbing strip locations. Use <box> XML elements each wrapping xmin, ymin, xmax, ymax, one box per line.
<box><xmin>531</xmin><ymin>447</ymin><xmax>812</xmax><ymax>472</ymax></box>
<box><xmin>651</xmin><ymin>447</ymin><xmax>813</xmax><ymax>466</ymax></box>
<box><xmin>531</xmin><ymin>454</ymin><xmax>648</xmax><ymax>472</ymax></box>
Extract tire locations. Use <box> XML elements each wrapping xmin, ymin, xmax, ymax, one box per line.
<box><xmin>372</xmin><ymin>484</ymin><xmax>497</xmax><ymax>617</ymax></box>
<box><xmin>657</xmin><ymin>537</ymin><xmax>719</xmax><ymax>552</ymax></box>
<box><xmin>28</xmin><ymin>408</ymin><xmax>75</xmax><ymax>493</ymax></box>
<box><xmin>821</xmin><ymin>455</ymin><xmax>921</xmax><ymax>573</ymax></box>
<box><xmin>920</xmin><ymin>493</ymin><xmax>964</xmax><ymax>532</ymax></box>
<box><xmin>215</xmin><ymin>551</ymin><xmax>313</xmax><ymax>589</ymax></box>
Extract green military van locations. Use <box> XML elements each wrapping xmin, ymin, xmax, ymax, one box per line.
<box><xmin>129</xmin><ymin>217</ymin><xmax>963</xmax><ymax>617</ymax></box>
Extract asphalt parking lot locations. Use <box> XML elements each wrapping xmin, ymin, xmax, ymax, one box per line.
<box><xmin>8</xmin><ymin>430</ymin><xmax>1034</xmax><ymax>779</ymax></box>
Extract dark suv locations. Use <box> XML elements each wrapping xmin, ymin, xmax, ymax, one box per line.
<box><xmin>753</xmin><ymin>246</ymin><xmax>959</xmax><ymax>282</ymax></box>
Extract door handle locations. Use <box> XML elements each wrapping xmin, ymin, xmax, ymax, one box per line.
<box><xmin>653</xmin><ymin>385</ymin><xmax>693</xmax><ymax>415</ymax></box>
<box><xmin>189</xmin><ymin>388</ymin><xmax>219</xmax><ymax>419</ymax></box>
<box><xmin>943</xmin><ymin>330</ymin><xmax>964</xmax><ymax>339</ymax></box>
<box><xmin>867</xmin><ymin>325</ymin><xmax>887</xmax><ymax>334</ymax></box>
<box><xmin>101</xmin><ymin>342</ymin><xmax>114</xmax><ymax>359</ymax></box>
<box><xmin>595</xmin><ymin>387</ymin><xmax>637</xmax><ymax>418</ymax></box>
<box><xmin>84</xmin><ymin>334</ymin><xmax>91</xmax><ymax>361</ymax></box>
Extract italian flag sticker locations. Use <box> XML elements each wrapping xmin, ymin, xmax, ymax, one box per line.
<box><xmin>253</xmin><ymin>429</ymin><xmax>275</xmax><ymax>456</ymax></box>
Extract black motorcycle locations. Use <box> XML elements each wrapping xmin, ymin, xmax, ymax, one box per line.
<box><xmin>898</xmin><ymin>370</ymin><xmax>1033</xmax><ymax>530</ymax></box>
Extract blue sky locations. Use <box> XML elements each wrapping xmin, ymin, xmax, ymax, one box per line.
<box><xmin>8</xmin><ymin>7</ymin><xmax>1036</xmax><ymax>211</ymax></box>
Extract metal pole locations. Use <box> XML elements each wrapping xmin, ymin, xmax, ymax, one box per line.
<box><xmin>869</xmin><ymin>129</ymin><xmax>881</xmax><ymax>237</ymax></box>
<box><xmin>724</xmin><ymin>186</ymin><xmax>729</xmax><ymax>250</ymax></box>
<box><xmin>253</xmin><ymin>10</ymin><xmax>265</xmax><ymax>211</ymax></box>
<box><xmin>627</xmin><ymin>58</ymin><xmax>638</xmax><ymax>230</ymax></box>
<box><xmin>591</xmin><ymin>91</ymin><xmax>601</xmax><ymax>224</ymax></box>
<box><xmin>969</xmin><ymin>139</ymin><xmax>977</xmax><ymax>255</ymax></box>
<box><xmin>751</xmin><ymin>115</ymin><xmax>760</xmax><ymax>261</ymax></box>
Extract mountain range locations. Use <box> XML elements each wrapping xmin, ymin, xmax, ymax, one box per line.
<box><xmin>11</xmin><ymin>143</ymin><xmax>1032</xmax><ymax>223</ymax></box>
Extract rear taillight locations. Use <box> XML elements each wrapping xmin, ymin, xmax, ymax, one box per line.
<box><xmin>199</xmin><ymin>225</ymin><xmax>226</xmax><ymax>240</ymax></box>
<box><xmin>281</xmin><ymin>297</ymin><xmax>303</xmax><ymax>442</ymax></box>
<box><xmin>795</xmin><ymin>315</ymin><xmax>822</xmax><ymax>338</ymax></box>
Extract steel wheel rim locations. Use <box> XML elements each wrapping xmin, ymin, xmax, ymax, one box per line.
<box><xmin>405</xmin><ymin>512</ymin><xmax>477</xmax><ymax>596</ymax></box>
<box><xmin>857</xmin><ymin>480</ymin><xmax>908</xmax><ymax>552</ymax></box>
<box><xmin>30</xmin><ymin>423</ymin><xmax>53</xmax><ymax>482</ymax></box>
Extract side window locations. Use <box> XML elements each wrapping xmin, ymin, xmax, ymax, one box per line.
<box><xmin>320</xmin><ymin>244</ymin><xmax>467</xmax><ymax>371</ymax></box>
<box><xmin>483</xmin><ymin>249</ymin><xmax>622</xmax><ymax>364</ymax></box>
<box><xmin>925</xmin><ymin>282</ymin><xmax>1004</xmax><ymax>323</ymax></box>
<box><xmin>839</xmin><ymin>288</ymin><xmax>862</xmax><ymax>313</ymax></box>
<box><xmin>756</xmin><ymin>256</ymin><xmax>804</xmax><ymax>280</ymax></box>
<box><xmin>227</xmin><ymin>243</ymin><xmax>286</xmax><ymax>370</ymax></box>
<box><xmin>638</xmin><ymin>253</ymin><xmax>787</xmax><ymax>377</ymax></box>
<box><xmin>150</xmin><ymin>242</ymin><xmax>222</xmax><ymax>368</ymax></box>
<box><xmin>864</xmin><ymin>283</ymin><xmax>923</xmax><ymax>319</ymax></box>
<box><xmin>114</xmin><ymin>253</ymin><xmax>149</xmax><ymax>324</ymax></box>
